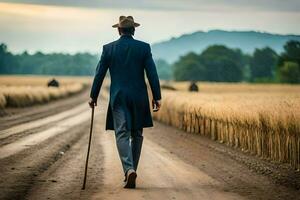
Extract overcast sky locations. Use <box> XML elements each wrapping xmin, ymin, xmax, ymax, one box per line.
<box><xmin>0</xmin><ymin>0</ymin><xmax>300</xmax><ymax>54</ymax></box>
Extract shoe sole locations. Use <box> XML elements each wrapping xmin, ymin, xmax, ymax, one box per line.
<box><xmin>124</xmin><ymin>172</ymin><xmax>137</xmax><ymax>189</ymax></box>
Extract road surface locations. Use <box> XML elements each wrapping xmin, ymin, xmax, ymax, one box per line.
<box><xmin>0</xmin><ymin>90</ymin><xmax>299</xmax><ymax>200</ymax></box>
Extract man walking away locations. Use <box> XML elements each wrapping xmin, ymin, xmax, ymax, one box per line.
<box><xmin>89</xmin><ymin>16</ymin><xmax>161</xmax><ymax>189</ymax></box>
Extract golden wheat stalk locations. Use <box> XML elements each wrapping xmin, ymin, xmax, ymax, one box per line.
<box><xmin>153</xmin><ymin>87</ymin><xmax>300</xmax><ymax>170</ymax></box>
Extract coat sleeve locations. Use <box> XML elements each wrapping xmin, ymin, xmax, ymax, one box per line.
<box><xmin>90</xmin><ymin>45</ymin><xmax>109</xmax><ymax>101</ymax></box>
<box><xmin>144</xmin><ymin>44</ymin><xmax>161</xmax><ymax>101</ymax></box>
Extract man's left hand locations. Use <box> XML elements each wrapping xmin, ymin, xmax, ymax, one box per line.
<box><xmin>152</xmin><ymin>99</ymin><xmax>161</xmax><ymax>112</ymax></box>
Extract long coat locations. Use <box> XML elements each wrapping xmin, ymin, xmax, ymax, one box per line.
<box><xmin>90</xmin><ymin>35</ymin><xmax>161</xmax><ymax>131</ymax></box>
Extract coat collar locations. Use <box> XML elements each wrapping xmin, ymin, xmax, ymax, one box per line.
<box><xmin>120</xmin><ymin>34</ymin><xmax>133</xmax><ymax>39</ymax></box>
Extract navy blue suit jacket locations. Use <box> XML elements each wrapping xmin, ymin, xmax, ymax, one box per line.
<box><xmin>90</xmin><ymin>35</ymin><xmax>161</xmax><ymax>130</ymax></box>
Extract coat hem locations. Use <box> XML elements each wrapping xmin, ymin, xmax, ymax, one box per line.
<box><xmin>105</xmin><ymin>124</ymin><xmax>154</xmax><ymax>131</ymax></box>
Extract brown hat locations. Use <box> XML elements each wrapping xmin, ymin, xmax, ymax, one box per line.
<box><xmin>112</xmin><ymin>16</ymin><xmax>140</xmax><ymax>28</ymax></box>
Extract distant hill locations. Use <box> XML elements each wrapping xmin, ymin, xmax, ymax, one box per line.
<box><xmin>151</xmin><ymin>30</ymin><xmax>300</xmax><ymax>63</ymax></box>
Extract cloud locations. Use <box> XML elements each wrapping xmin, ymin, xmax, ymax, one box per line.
<box><xmin>0</xmin><ymin>0</ymin><xmax>299</xmax><ymax>12</ymax></box>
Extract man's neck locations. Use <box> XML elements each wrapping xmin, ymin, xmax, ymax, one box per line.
<box><xmin>120</xmin><ymin>34</ymin><xmax>133</xmax><ymax>37</ymax></box>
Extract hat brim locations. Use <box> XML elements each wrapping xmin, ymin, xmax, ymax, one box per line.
<box><xmin>112</xmin><ymin>22</ymin><xmax>140</xmax><ymax>28</ymax></box>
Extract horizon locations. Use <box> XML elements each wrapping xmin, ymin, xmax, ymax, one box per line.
<box><xmin>1</xmin><ymin>1</ymin><xmax>300</xmax><ymax>54</ymax></box>
<box><xmin>3</xmin><ymin>29</ymin><xmax>300</xmax><ymax>55</ymax></box>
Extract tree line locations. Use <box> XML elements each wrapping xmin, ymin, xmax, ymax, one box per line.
<box><xmin>0</xmin><ymin>44</ymin><xmax>98</xmax><ymax>76</ymax></box>
<box><xmin>172</xmin><ymin>40</ymin><xmax>300</xmax><ymax>83</ymax></box>
<box><xmin>1</xmin><ymin>41</ymin><xmax>299</xmax><ymax>83</ymax></box>
<box><xmin>0</xmin><ymin>43</ymin><xmax>173</xmax><ymax>78</ymax></box>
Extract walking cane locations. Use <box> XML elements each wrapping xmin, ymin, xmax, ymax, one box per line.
<box><xmin>82</xmin><ymin>105</ymin><xmax>95</xmax><ymax>190</ymax></box>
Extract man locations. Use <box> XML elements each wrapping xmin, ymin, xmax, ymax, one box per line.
<box><xmin>89</xmin><ymin>16</ymin><xmax>161</xmax><ymax>189</ymax></box>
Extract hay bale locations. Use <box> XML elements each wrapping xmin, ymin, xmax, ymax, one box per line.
<box><xmin>188</xmin><ymin>81</ymin><xmax>199</xmax><ymax>92</ymax></box>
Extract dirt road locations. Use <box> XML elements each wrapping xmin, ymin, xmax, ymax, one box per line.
<box><xmin>0</xmin><ymin>90</ymin><xmax>299</xmax><ymax>200</ymax></box>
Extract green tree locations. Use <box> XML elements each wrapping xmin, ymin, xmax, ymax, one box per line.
<box><xmin>0</xmin><ymin>43</ymin><xmax>98</xmax><ymax>76</ymax></box>
<box><xmin>278</xmin><ymin>62</ymin><xmax>300</xmax><ymax>83</ymax></box>
<box><xmin>155</xmin><ymin>59</ymin><xmax>172</xmax><ymax>80</ymax></box>
<box><xmin>278</xmin><ymin>40</ymin><xmax>300</xmax><ymax>66</ymax></box>
<box><xmin>0</xmin><ymin>43</ymin><xmax>19</xmax><ymax>74</ymax></box>
<box><xmin>277</xmin><ymin>41</ymin><xmax>300</xmax><ymax>83</ymax></box>
<box><xmin>0</xmin><ymin>44</ymin><xmax>9</xmax><ymax>73</ymax></box>
<box><xmin>199</xmin><ymin>45</ymin><xmax>244</xmax><ymax>82</ymax></box>
<box><xmin>173</xmin><ymin>52</ymin><xmax>205</xmax><ymax>81</ymax></box>
<box><xmin>250</xmin><ymin>47</ymin><xmax>277</xmax><ymax>82</ymax></box>
<box><xmin>173</xmin><ymin>45</ymin><xmax>246</xmax><ymax>82</ymax></box>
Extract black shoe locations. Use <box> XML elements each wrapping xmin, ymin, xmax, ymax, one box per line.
<box><xmin>124</xmin><ymin>169</ymin><xmax>137</xmax><ymax>189</ymax></box>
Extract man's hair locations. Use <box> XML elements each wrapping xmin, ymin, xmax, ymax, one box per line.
<box><xmin>118</xmin><ymin>27</ymin><xmax>135</xmax><ymax>35</ymax></box>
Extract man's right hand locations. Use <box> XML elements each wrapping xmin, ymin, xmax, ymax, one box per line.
<box><xmin>88</xmin><ymin>98</ymin><xmax>97</xmax><ymax>108</ymax></box>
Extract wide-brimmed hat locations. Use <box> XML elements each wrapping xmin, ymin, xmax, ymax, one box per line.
<box><xmin>112</xmin><ymin>16</ymin><xmax>140</xmax><ymax>28</ymax></box>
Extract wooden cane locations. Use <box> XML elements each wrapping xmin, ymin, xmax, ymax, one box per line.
<box><xmin>82</xmin><ymin>106</ymin><xmax>95</xmax><ymax>190</ymax></box>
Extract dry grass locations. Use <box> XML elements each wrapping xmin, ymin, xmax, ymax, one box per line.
<box><xmin>0</xmin><ymin>93</ymin><xmax>6</xmax><ymax>109</ymax></box>
<box><xmin>0</xmin><ymin>75</ymin><xmax>91</xmax><ymax>108</ymax></box>
<box><xmin>154</xmin><ymin>82</ymin><xmax>300</xmax><ymax>170</ymax></box>
<box><xmin>0</xmin><ymin>75</ymin><xmax>91</xmax><ymax>86</ymax></box>
<box><xmin>164</xmin><ymin>81</ymin><xmax>300</xmax><ymax>93</ymax></box>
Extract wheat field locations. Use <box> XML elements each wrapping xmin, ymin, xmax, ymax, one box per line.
<box><xmin>0</xmin><ymin>75</ymin><xmax>91</xmax><ymax>108</ymax></box>
<box><xmin>154</xmin><ymin>82</ymin><xmax>300</xmax><ymax>170</ymax></box>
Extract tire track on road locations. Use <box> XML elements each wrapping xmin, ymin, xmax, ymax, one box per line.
<box><xmin>0</xmin><ymin>94</ymin><xmax>102</xmax><ymax>200</ymax></box>
<box><xmin>0</xmin><ymin>122</ymin><xmax>91</xmax><ymax>200</ymax></box>
<box><xmin>0</xmin><ymin>102</ymin><xmax>88</xmax><ymax>142</ymax></box>
<box><xmin>25</xmin><ymin>103</ymin><xmax>107</xmax><ymax>200</ymax></box>
<box><xmin>0</xmin><ymin>103</ymin><xmax>90</xmax><ymax>159</ymax></box>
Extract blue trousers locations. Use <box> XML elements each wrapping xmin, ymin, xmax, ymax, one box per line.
<box><xmin>112</xmin><ymin>104</ymin><xmax>143</xmax><ymax>175</ymax></box>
